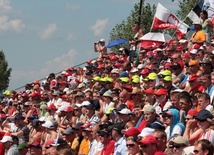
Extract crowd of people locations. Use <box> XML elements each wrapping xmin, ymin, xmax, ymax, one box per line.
<box><xmin>0</xmin><ymin>10</ymin><xmax>214</xmax><ymax>155</ymax></box>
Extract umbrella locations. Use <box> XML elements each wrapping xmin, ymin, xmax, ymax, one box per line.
<box><xmin>139</xmin><ymin>32</ymin><xmax>173</xmax><ymax>49</ymax></box>
<box><xmin>107</xmin><ymin>38</ymin><xmax>128</xmax><ymax>48</ymax></box>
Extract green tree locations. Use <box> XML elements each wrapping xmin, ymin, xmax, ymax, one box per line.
<box><xmin>176</xmin><ymin>0</ymin><xmax>199</xmax><ymax>25</ymax></box>
<box><xmin>109</xmin><ymin>1</ymin><xmax>156</xmax><ymax>51</ymax></box>
<box><xmin>0</xmin><ymin>51</ymin><xmax>12</xmax><ymax>92</ymax></box>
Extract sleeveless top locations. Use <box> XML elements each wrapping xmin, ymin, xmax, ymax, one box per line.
<box><xmin>202</xmin><ymin>19</ymin><xmax>212</xmax><ymax>34</ymax></box>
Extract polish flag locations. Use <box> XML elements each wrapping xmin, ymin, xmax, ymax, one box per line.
<box><xmin>151</xmin><ymin>3</ymin><xmax>189</xmax><ymax>39</ymax></box>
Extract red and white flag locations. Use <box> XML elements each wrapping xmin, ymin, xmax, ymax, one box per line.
<box><xmin>151</xmin><ymin>3</ymin><xmax>189</xmax><ymax>39</ymax></box>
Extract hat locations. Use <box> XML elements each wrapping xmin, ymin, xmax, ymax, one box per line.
<box><xmin>114</xmin><ymin>62</ymin><xmax>122</xmax><ymax>68</ymax></box>
<box><xmin>142</xmin><ymin>104</ymin><xmax>156</xmax><ymax>113</ymax></box>
<box><xmin>99</xmin><ymin>121</ymin><xmax>114</xmax><ymax>129</ymax></box>
<box><xmin>52</xmin><ymin>91</ymin><xmax>60</xmax><ymax>96</ymax></box>
<box><xmin>97</xmin><ymin>64</ymin><xmax>105</xmax><ymax>69</ymax></box>
<box><xmin>193</xmin><ymin>20</ymin><xmax>202</xmax><ymax>25</ymax></box>
<box><xmin>121</xmin><ymin>85</ymin><xmax>133</xmax><ymax>92</ymax></box>
<box><xmin>147</xmin><ymin>73</ymin><xmax>157</xmax><ymax>80</ymax></box>
<box><xmin>196</xmin><ymin>109</ymin><xmax>213</xmax><ymax>121</ymax></box>
<box><xmin>170</xmin><ymin>89</ymin><xmax>183</xmax><ymax>94</ymax></box>
<box><xmin>113</xmin><ymin>122</ymin><xmax>125</xmax><ymax>133</ymax></box>
<box><xmin>42</xmin><ymin>120</ymin><xmax>54</xmax><ymax>129</ymax></box>
<box><xmin>111</xmin><ymin>68</ymin><xmax>120</xmax><ymax>74</ymax></box>
<box><xmin>28</xmin><ymin>114</ymin><xmax>39</xmax><ymax>120</ymax></box>
<box><xmin>137</xmin><ymin>64</ymin><xmax>145</xmax><ymax>70</ymax></box>
<box><xmin>77</xmin><ymin>83</ymin><xmax>85</xmax><ymax>89</ymax></box>
<box><xmin>138</xmin><ymin>127</ymin><xmax>155</xmax><ymax>138</ymax></box>
<box><xmin>155</xmin><ymin>88</ymin><xmax>168</xmax><ymax>95</ymax></box>
<box><xmin>99</xmin><ymin>38</ymin><xmax>105</xmax><ymax>43</ymax></box>
<box><xmin>149</xmin><ymin>121</ymin><xmax>165</xmax><ymax>130</ymax></box>
<box><xmin>45</xmin><ymin>140</ymin><xmax>54</xmax><ymax>149</ymax></box>
<box><xmin>103</xmin><ymin>90</ymin><xmax>113</xmax><ymax>98</ymax></box>
<box><xmin>0</xmin><ymin>136</ymin><xmax>13</xmax><ymax>143</ymax></box>
<box><xmin>64</xmin><ymin>106</ymin><xmax>73</xmax><ymax>112</ymax></box>
<box><xmin>115</xmin><ymin>104</ymin><xmax>127</xmax><ymax>111</ymax></box>
<box><xmin>117</xmin><ymin>108</ymin><xmax>132</xmax><ymax>115</ymax></box>
<box><xmin>18</xmin><ymin>142</ymin><xmax>28</xmax><ymax>150</ymax></box>
<box><xmin>119</xmin><ymin>71</ymin><xmax>128</xmax><ymax>77</ymax></box>
<box><xmin>189</xmin><ymin>74</ymin><xmax>199</xmax><ymax>82</ymax></box>
<box><xmin>110</xmin><ymin>55</ymin><xmax>119</xmax><ymax>61</ymax></box>
<box><xmin>14</xmin><ymin>114</ymin><xmax>25</xmax><ymax>121</ymax></box>
<box><xmin>119</xmin><ymin>77</ymin><xmax>129</xmax><ymax>83</ymax></box>
<box><xmin>143</xmin><ymin>88</ymin><xmax>155</xmax><ymax>95</ymax></box>
<box><xmin>119</xmin><ymin>47</ymin><xmax>125</xmax><ymax>51</ymax></box>
<box><xmin>123</xmin><ymin>127</ymin><xmax>140</xmax><ymax>137</ymax></box>
<box><xmin>140</xmin><ymin>68</ymin><xmax>149</xmax><ymax>75</ymax></box>
<box><xmin>132</xmin><ymin>77</ymin><xmax>140</xmax><ymax>83</ymax></box>
<box><xmin>29</xmin><ymin>142</ymin><xmax>42</xmax><ymax>149</ymax></box>
<box><xmin>46</xmin><ymin>104</ymin><xmax>57</xmax><ymax>111</ymax></box>
<box><xmin>187</xmin><ymin>109</ymin><xmax>198</xmax><ymax>117</ymax></box>
<box><xmin>199</xmin><ymin>58</ymin><xmax>212</xmax><ymax>65</ymax></box>
<box><xmin>51</xmin><ymin>138</ymin><xmax>67</xmax><ymax>146</ymax></box>
<box><xmin>82</xmin><ymin>101</ymin><xmax>91</xmax><ymax>107</ymax></box>
<box><xmin>85</xmin><ymin>103</ymin><xmax>96</xmax><ymax>110</ymax></box>
<box><xmin>138</xmin><ymin>135</ymin><xmax>157</xmax><ymax>145</ymax></box>
<box><xmin>131</xmin><ymin>87</ymin><xmax>142</xmax><ymax>94</ymax></box>
<box><xmin>32</xmin><ymin>119</ymin><xmax>40</xmax><ymax>127</ymax></box>
<box><xmin>171</xmin><ymin>63</ymin><xmax>181</xmax><ymax>70</ymax></box>
<box><xmin>165</xmin><ymin>62</ymin><xmax>172</xmax><ymax>69</ymax></box>
<box><xmin>73</xmin><ymin>122</ymin><xmax>84</xmax><ymax>130</ymax></box>
<box><xmin>170</xmin><ymin>136</ymin><xmax>189</xmax><ymax>146</ymax></box>
<box><xmin>160</xmin><ymin>70</ymin><xmax>172</xmax><ymax>76</ymax></box>
<box><xmin>92</xmin><ymin>76</ymin><xmax>100</xmax><ymax>81</ymax></box>
<box><xmin>189</xmin><ymin>60</ymin><xmax>199</xmax><ymax>66</ymax></box>
<box><xmin>38</xmin><ymin>116</ymin><xmax>46</xmax><ymax>122</ymax></box>
<box><xmin>163</xmin><ymin>76</ymin><xmax>172</xmax><ymax>82</ymax></box>
<box><xmin>63</xmin><ymin>127</ymin><xmax>75</xmax><ymax>135</ymax></box>
<box><xmin>75</xmin><ymin>91</ymin><xmax>84</xmax><ymax>97</ymax></box>
<box><xmin>130</xmin><ymin>68</ymin><xmax>138</xmax><ymax>73</ymax></box>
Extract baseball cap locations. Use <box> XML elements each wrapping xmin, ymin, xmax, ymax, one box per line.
<box><xmin>142</xmin><ymin>104</ymin><xmax>155</xmax><ymax>113</ymax></box>
<box><xmin>140</xmin><ymin>68</ymin><xmax>149</xmax><ymax>75</ymax></box>
<box><xmin>28</xmin><ymin>114</ymin><xmax>39</xmax><ymax>120</ymax></box>
<box><xmin>147</xmin><ymin>73</ymin><xmax>157</xmax><ymax>80</ymax></box>
<box><xmin>143</xmin><ymin>88</ymin><xmax>155</xmax><ymax>94</ymax></box>
<box><xmin>0</xmin><ymin>136</ymin><xmax>13</xmax><ymax>143</ymax></box>
<box><xmin>14</xmin><ymin>114</ymin><xmax>25</xmax><ymax>121</ymax></box>
<box><xmin>155</xmin><ymin>88</ymin><xmax>168</xmax><ymax>95</ymax></box>
<box><xmin>138</xmin><ymin>135</ymin><xmax>157</xmax><ymax>145</ymax></box>
<box><xmin>169</xmin><ymin>136</ymin><xmax>189</xmax><ymax>146</ymax></box>
<box><xmin>196</xmin><ymin>109</ymin><xmax>213</xmax><ymax>121</ymax></box>
<box><xmin>63</xmin><ymin>127</ymin><xmax>75</xmax><ymax>135</ymax></box>
<box><xmin>114</xmin><ymin>104</ymin><xmax>128</xmax><ymax>112</ymax></box>
<box><xmin>81</xmin><ymin>101</ymin><xmax>91</xmax><ymax>107</ymax></box>
<box><xmin>189</xmin><ymin>60</ymin><xmax>199</xmax><ymax>66</ymax></box>
<box><xmin>73</xmin><ymin>122</ymin><xmax>84</xmax><ymax>130</ymax></box>
<box><xmin>111</xmin><ymin>68</ymin><xmax>120</xmax><ymax>74</ymax></box>
<box><xmin>51</xmin><ymin>138</ymin><xmax>67</xmax><ymax>146</ymax></box>
<box><xmin>187</xmin><ymin>109</ymin><xmax>198</xmax><ymax>117</ymax></box>
<box><xmin>99</xmin><ymin>38</ymin><xmax>105</xmax><ymax>43</ymax></box>
<box><xmin>99</xmin><ymin>121</ymin><xmax>114</xmax><ymax>129</ymax></box>
<box><xmin>103</xmin><ymin>90</ymin><xmax>113</xmax><ymax>98</ymax></box>
<box><xmin>123</xmin><ymin>127</ymin><xmax>140</xmax><ymax>137</ymax></box>
<box><xmin>138</xmin><ymin>127</ymin><xmax>155</xmax><ymax>138</ymax></box>
<box><xmin>42</xmin><ymin>120</ymin><xmax>54</xmax><ymax>129</ymax></box>
<box><xmin>117</xmin><ymin>108</ymin><xmax>132</xmax><ymax>115</ymax></box>
<box><xmin>130</xmin><ymin>68</ymin><xmax>138</xmax><ymax>73</ymax></box>
<box><xmin>32</xmin><ymin>119</ymin><xmax>40</xmax><ymax>127</ymax></box>
<box><xmin>46</xmin><ymin>104</ymin><xmax>57</xmax><ymax>111</ymax></box>
<box><xmin>163</xmin><ymin>76</ymin><xmax>172</xmax><ymax>82</ymax></box>
<box><xmin>113</xmin><ymin>122</ymin><xmax>125</xmax><ymax>133</ymax></box>
<box><xmin>18</xmin><ymin>142</ymin><xmax>28</xmax><ymax>150</ymax></box>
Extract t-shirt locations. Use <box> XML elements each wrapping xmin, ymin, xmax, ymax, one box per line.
<box><xmin>78</xmin><ymin>139</ymin><xmax>90</xmax><ymax>155</ymax></box>
<box><xmin>100</xmin><ymin>140</ymin><xmax>115</xmax><ymax>155</ymax></box>
<box><xmin>192</xmin><ymin>30</ymin><xmax>206</xmax><ymax>43</ymax></box>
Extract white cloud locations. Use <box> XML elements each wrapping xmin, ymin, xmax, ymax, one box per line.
<box><xmin>10</xmin><ymin>49</ymin><xmax>77</xmax><ymax>89</ymax></box>
<box><xmin>39</xmin><ymin>24</ymin><xmax>57</xmax><ymax>40</ymax></box>
<box><xmin>90</xmin><ymin>18</ymin><xmax>109</xmax><ymax>36</ymax></box>
<box><xmin>65</xmin><ymin>3</ymin><xmax>80</xmax><ymax>10</ymax></box>
<box><xmin>0</xmin><ymin>0</ymin><xmax>12</xmax><ymax>12</ymax></box>
<box><xmin>0</xmin><ymin>16</ymin><xmax>25</xmax><ymax>32</ymax></box>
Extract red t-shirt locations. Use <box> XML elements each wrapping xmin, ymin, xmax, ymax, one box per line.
<box><xmin>100</xmin><ymin>140</ymin><xmax>115</xmax><ymax>155</ymax></box>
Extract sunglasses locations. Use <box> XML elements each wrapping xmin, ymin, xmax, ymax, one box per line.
<box><xmin>140</xmin><ymin>144</ymin><xmax>149</xmax><ymax>148</ymax></box>
<box><xmin>169</xmin><ymin>144</ymin><xmax>185</xmax><ymax>149</ymax></box>
<box><xmin>126</xmin><ymin>144</ymin><xmax>135</xmax><ymax>147</ymax></box>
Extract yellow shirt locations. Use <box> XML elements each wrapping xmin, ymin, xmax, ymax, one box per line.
<box><xmin>192</xmin><ymin>30</ymin><xmax>206</xmax><ymax>42</ymax></box>
<box><xmin>78</xmin><ymin>139</ymin><xmax>90</xmax><ymax>155</ymax></box>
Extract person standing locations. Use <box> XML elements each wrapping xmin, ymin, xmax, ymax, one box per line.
<box><xmin>94</xmin><ymin>38</ymin><xmax>107</xmax><ymax>59</ymax></box>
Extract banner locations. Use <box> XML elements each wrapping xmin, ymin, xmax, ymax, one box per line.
<box><xmin>203</xmin><ymin>0</ymin><xmax>214</xmax><ymax>24</ymax></box>
<box><xmin>151</xmin><ymin>3</ymin><xmax>189</xmax><ymax>39</ymax></box>
<box><xmin>187</xmin><ymin>0</ymin><xmax>203</xmax><ymax>23</ymax></box>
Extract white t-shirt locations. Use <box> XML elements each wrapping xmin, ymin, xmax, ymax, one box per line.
<box><xmin>153</xmin><ymin>100</ymin><xmax>172</xmax><ymax>115</ymax></box>
<box><xmin>200</xmin><ymin>130</ymin><xmax>214</xmax><ymax>145</ymax></box>
<box><xmin>165</xmin><ymin>125</ymin><xmax>183</xmax><ymax>140</ymax></box>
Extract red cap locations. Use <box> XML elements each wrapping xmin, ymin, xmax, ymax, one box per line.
<box><xmin>138</xmin><ymin>135</ymin><xmax>157</xmax><ymax>145</ymax></box>
<box><xmin>46</xmin><ymin>104</ymin><xmax>57</xmax><ymax>111</ymax></box>
<box><xmin>192</xmin><ymin>44</ymin><xmax>201</xmax><ymax>49</ymax></box>
<box><xmin>119</xmin><ymin>57</ymin><xmax>127</xmax><ymax>63</ymax></box>
<box><xmin>111</xmin><ymin>56</ymin><xmax>119</xmax><ymax>61</ymax></box>
<box><xmin>50</xmin><ymin>80</ymin><xmax>57</xmax><ymax>89</ymax></box>
<box><xmin>175</xmin><ymin>45</ymin><xmax>184</xmax><ymax>51</ymax></box>
<box><xmin>140</xmin><ymin>68</ymin><xmax>149</xmax><ymax>75</ymax></box>
<box><xmin>143</xmin><ymin>88</ymin><xmax>155</xmax><ymax>95</ymax></box>
<box><xmin>114</xmin><ymin>62</ymin><xmax>122</xmax><ymax>68</ymax></box>
<box><xmin>69</xmin><ymin>67</ymin><xmax>75</xmax><ymax>71</ymax></box>
<box><xmin>189</xmin><ymin>74</ymin><xmax>199</xmax><ymax>82</ymax></box>
<box><xmin>122</xmin><ymin>85</ymin><xmax>133</xmax><ymax>92</ymax></box>
<box><xmin>164</xmin><ymin>62</ymin><xmax>172</xmax><ymax>69</ymax></box>
<box><xmin>64</xmin><ymin>106</ymin><xmax>73</xmax><ymax>112</ymax></box>
<box><xmin>183</xmin><ymin>52</ymin><xmax>190</xmax><ymax>58</ymax></box>
<box><xmin>0</xmin><ymin>114</ymin><xmax>6</xmax><ymax>119</ymax></box>
<box><xmin>81</xmin><ymin>122</ymin><xmax>91</xmax><ymax>128</ymax></box>
<box><xmin>97</xmin><ymin>64</ymin><xmax>105</xmax><ymax>69</ymax></box>
<box><xmin>187</xmin><ymin>109</ymin><xmax>198</xmax><ymax>117</ymax></box>
<box><xmin>29</xmin><ymin>92</ymin><xmax>40</xmax><ymax>98</ymax></box>
<box><xmin>123</xmin><ymin>127</ymin><xmax>140</xmax><ymax>137</ymax></box>
<box><xmin>155</xmin><ymin>88</ymin><xmax>168</xmax><ymax>95</ymax></box>
<box><xmin>87</xmin><ymin>60</ymin><xmax>92</xmax><ymax>64</ymax></box>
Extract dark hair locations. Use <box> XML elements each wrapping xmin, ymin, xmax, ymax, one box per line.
<box><xmin>197</xmin><ymin>92</ymin><xmax>210</xmax><ymax>101</ymax></box>
<box><xmin>201</xmin><ymin>10</ymin><xmax>208</xmax><ymax>19</ymax></box>
<box><xmin>194</xmin><ymin>139</ymin><xmax>214</xmax><ymax>155</ymax></box>
<box><xmin>178</xmin><ymin>91</ymin><xmax>192</xmax><ymax>105</ymax></box>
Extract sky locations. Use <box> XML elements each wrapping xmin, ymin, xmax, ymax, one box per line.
<box><xmin>0</xmin><ymin>0</ymin><xmax>179</xmax><ymax>90</ymax></box>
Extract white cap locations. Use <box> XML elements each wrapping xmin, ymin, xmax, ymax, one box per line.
<box><xmin>117</xmin><ymin>108</ymin><xmax>132</xmax><ymax>115</ymax></box>
<box><xmin>138</xmin><ymin>127</ymin><xmax>154</xmax><ymax>138</ymax></box>
<box><xmin>171</xmin><ymin>89</ymin><xmax>184</xmax><ymax>93</ymax></box>
<box><xmin>130</xmin><ymin>68</ymin><xmax>138</xmax><ymax>73</ymax></box>
<box><xmin>189</xmin><ymin>49</ymin><xmax>197</xmax><ymax>54</ymax></box>
<box><xmin>119</xmin><ymin>48</ymin><xmax>124</xmax><ymax>51</ymax></box>
<box><xmin>137</xmin><ymin>64</ymin><xmax>144</xmax><ymax>70</ymax></box>
<box><xmin>56</xmin><ymin>105</ymin><xmax>68</xmax><ymax>113</ymax></box>
<box><xmin>99</xmin><ymin>38</ymin><xmax>105</xmax><ymax>43</ymax></box>
<box><xmin>42</xmin><ymin>120</ymin><xmax>54</xmax><ymax>129</ymax></box>
<box><xmin>111</xmin><ymin>68</ymin><xmax>120</xmax><ymax>74</ymax></box>
<box><xmin>38</xmin><ymin>116</ymin><xmax>46</xmax><ymax>122</ymax></box>
<box><xmin>0</xmin><ymin>136</ymin><xmax>13</xmax><ymax>143</ymax></box>
<box><xmin>81</xmin><ymin>101</ymin><xmax>91</xmax><ymax>106</ymax></box>
<box><xmin>193</xmin><ymin>20</ymin><xmax>202</xmax><ymax>25</ymax></box>
<box><xmin>74</xmin><ymin>103</ymin><xmax>82</xmax><ymax>108</ymax></box>
<box><xmin>61</xmin><ymin>71</ymin><xmax>67</xmax><ymax>75</ymax></box>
